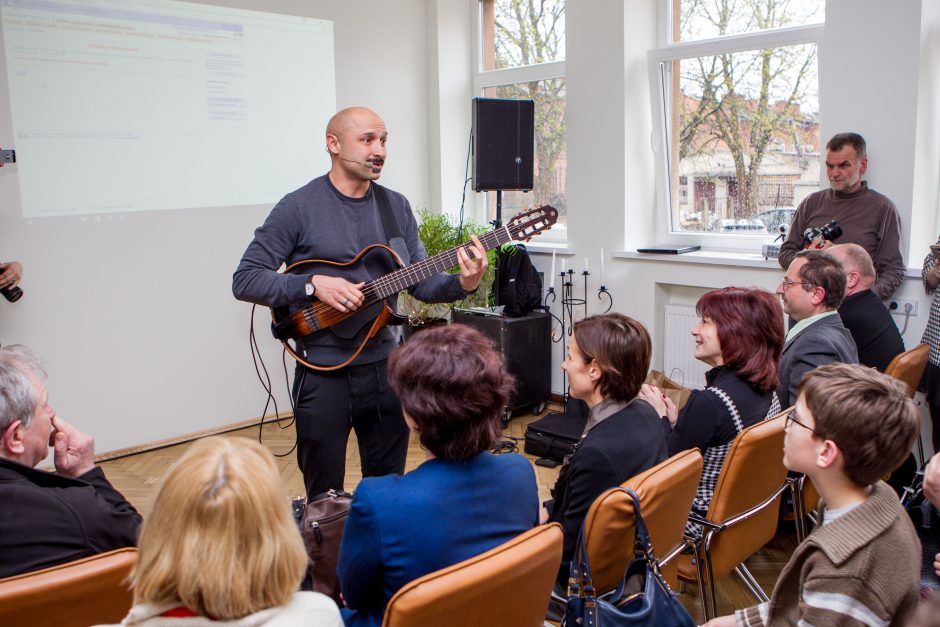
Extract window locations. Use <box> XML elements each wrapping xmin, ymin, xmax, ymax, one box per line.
<box><xmin>474</xmin><ymin>0</ymin><xmax>566</xmax><ymax>243</ymax></box>
<box><xmin>649</xmin><ymin>0</ymin><xmax>824</xmax><ymax>243</ymax></box>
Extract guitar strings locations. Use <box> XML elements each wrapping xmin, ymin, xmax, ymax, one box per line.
<box><xmin>294</xmin><ymin>210</ymin><xmax>548</xmax><ymax>327</ymax></box>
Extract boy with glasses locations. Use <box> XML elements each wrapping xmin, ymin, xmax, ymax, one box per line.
<box><xmin>704</xmin><ymin>363</ymin><xmax>920</xmax><ymax>626</ymax></box>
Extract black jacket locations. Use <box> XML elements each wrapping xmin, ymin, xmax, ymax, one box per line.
<box><xmin>838</xmin><ymin>289</ymin><xmax>904</xmax><ymax>372</ymax></box>
<box><xmin>548</xmin><ymin>400</ymin><xmax>667</xmax><ymax>581</ymax></box>
<box><xmin>0</xmin><ymin>458</ymin><xmax>141</xmax><ymax>578</ymax></box>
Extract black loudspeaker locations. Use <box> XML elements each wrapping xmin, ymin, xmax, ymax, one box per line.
<box><xmin>451</xmin><ymin>310</ymin><xmax>551</xmax><ymax>417</ymax></box>
<box><xmin>472</xmin><ymin>98</ymin><xmax>534</xmax><ymax>191</ymax></box>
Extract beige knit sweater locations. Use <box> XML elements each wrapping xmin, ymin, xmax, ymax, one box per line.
<box><xmin>736</xmin><ymin>481</ymin><xmax>919</xmax><ymax>626</ymax></box>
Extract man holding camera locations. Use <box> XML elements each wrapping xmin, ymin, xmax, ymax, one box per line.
<box><xmin>779</xmin><ymin>132</ymin><xmax>905</xmax><ymax>299</ymax></box>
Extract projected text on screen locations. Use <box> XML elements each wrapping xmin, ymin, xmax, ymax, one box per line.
<box><xmin>2</xmin><ymin>0</ymin><xmax>336</xmax><ymax>217</ymax></box>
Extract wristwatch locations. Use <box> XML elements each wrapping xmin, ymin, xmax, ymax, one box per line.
<box><xmin>305</xmin><ymin>279</ymin><xmax>316</xmax><ymax>298</ymax></box>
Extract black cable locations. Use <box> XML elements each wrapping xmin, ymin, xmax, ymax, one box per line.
<box><xmin>457</xmin><ymin>127</ymin><xmax>473</xmax><ymax>235</ymax></box>
<box><xmin>489</xmin><ymin>436</ymin><xmax>519</xmax><ymax>455</ymax></box>
<box><xmin>248</xmin><ymin>304</ymin><xmax>296</xmax><ymax>457</ymax></box>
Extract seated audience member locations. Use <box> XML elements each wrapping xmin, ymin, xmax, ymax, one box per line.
<box><xmin>705</xmin><ymin>363</ymin><xmax>921</xmax><ymax>627</ymax></box>
<box><xmin>545</xmin><ymin>313</ymin><xmax>667</xmax><ymax>584</ymax></box>
<box><xmin>828</xmin><ymin>243</ymin><xmax>904</xmax><ymax>371</ymax></box>
<box><xmin>776</xmin><ymin>250</ymin><xmax>858</xmax><ymax>407</ymax></box>
<box><xmin>111</xmin><ymin>436</ymin><xmax>342</xmax><ymax>626</ymax></box>
<box><xmin>337</xmin><ymin>324</ymin><xmax>538</xmax><ymax>627</ymax></box>
<box><xmin>0</xmin><ymin>345</ymin><xmax>140</xmax><ymax>579</ymax></box>
<box><xmin>639</xmin><ymin>287</ymin><xmax>783</xmax><ymax>536</ymax></box>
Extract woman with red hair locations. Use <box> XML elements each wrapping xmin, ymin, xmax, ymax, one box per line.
<box><xmin>639</xmin><ymin>287</ymin><xmax>784</xmax><ymax>535</ymax></box>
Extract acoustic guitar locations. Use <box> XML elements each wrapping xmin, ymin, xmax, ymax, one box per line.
<box><xmin>271</xmin><ymin>205</ymin><xmax>558</xmax><ymax>371</ymax></box>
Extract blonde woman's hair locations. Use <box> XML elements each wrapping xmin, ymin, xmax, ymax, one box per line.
<box><xmin>132</xmin><ymin>436</ymin><xmax>307</xmax><ymax>619</ymax></box>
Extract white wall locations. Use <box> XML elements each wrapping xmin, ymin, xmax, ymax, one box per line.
<box><xmin>0</xmin><ymin>0</ymin><xmax>437</xmax><ymax>454</ymax></box>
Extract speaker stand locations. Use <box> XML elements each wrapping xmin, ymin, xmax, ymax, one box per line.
<box><xmin>491</xmin><ymin>189</ymin><xmax>503</xmax><ymax>307</ymax></box>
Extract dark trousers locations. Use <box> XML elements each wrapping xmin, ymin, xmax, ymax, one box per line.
<box><xmin>292</xmin><ymin>359</ymin><xmax>409</xmax><ymax>498</ymax></box>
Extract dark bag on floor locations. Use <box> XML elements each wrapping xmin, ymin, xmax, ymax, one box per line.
<box><xmin>292</xmin><ymin>489</ymin><xmax>353</xmax><ymax>605</ymax></box>
<box><xmin>524</xmin><ymin>411</ymin><xmax>586</xmax><ymax>463</ymax></box>
<box><xmin>901</xmin><ymin>471</ymin><xmax>940</xmax><ymax>592</ymax></box>
<box><xmin>563</xmin><ymin>488</ymin><xmax>696</xmax><ymax>627</ymax></box>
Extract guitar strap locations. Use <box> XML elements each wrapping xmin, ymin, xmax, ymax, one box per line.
<box><xmin>373</xmin><ymin>184</ymin><xmax>410</xmax><ymax>265</ymax></box>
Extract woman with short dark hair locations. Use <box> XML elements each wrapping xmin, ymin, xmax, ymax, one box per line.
<box><xmin>545</xmin><ymin>312</ymin><xmax>668</xmax><ymax>584</ymax></box>
<box><xmin>337</xmin><ymin>324</ymin><xmax>539</xmax><ymax>627</ymax></box>
<box><xmin>640</xmin><ymin>287</ymin><xmax>784</xmax><ymax>536</ymax></box>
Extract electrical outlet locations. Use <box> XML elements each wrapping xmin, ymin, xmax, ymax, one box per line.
<box><xmin>888</xmin><ymin>297</ymin><xmax>918</xmax><ymax>316</ymax></box>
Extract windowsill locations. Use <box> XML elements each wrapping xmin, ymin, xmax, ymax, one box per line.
<box><xmin>616</xmin><ymin>249</ymin><xmax>924</xmax><ymax>278</ymax></box>
<box><xmin>525</xmin><ymin>242</ymin><xmax>574</xmax><ymax>254</ymax></box>
<box><xmin>616</xmin><ymin>249</ymin><xmax>781</xmax><ymax>269</ymax></box>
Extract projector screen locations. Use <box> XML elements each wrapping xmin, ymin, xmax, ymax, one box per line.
<box><xmin>1</xmin><ymin>0</ymin><xmax>335</xmax><ymax>217</ymax></box>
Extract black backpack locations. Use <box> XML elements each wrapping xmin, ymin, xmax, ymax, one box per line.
<box><xmin>497</xmin><ymin>244</ymin><xmax>542</xmax><ymax>317</ymax></box>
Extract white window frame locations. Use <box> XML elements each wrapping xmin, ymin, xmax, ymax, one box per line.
<box><xmin>648</xmin><ymin>14</ymin><xmax>824</xmax><ymax>252</ymax></box>
<box><xmin>470</xmin><ymin>0</ymin><xmax>567</xmax><ymax>244</ymax></box>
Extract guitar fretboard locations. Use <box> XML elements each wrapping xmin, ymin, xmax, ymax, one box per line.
<box><xmin>369</xmin><ymin>226</ymin><xmax>513</xmax><ymax>299</ymax></box>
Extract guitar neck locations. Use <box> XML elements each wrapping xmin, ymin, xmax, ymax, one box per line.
<box><xmin>369</xmin><ymin>226</ymin><xmax>512</xmax><ymax>300</ymax></box>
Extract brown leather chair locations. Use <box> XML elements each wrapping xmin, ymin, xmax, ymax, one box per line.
<box><xmin>381</xmin><ymin>523</ymin><xmax>563</xmax><ymax>627</ymax></box>
<box><xmin>0</xmin><ymin>548</ymin><xmax>137</xmax><ymax>627</ymax></box>
<box><xmin>677</xmin><ymin>412</ymin><xmax>788</xmax><ymax>619</ymax></box>
<box><xmin>575</xmin><ymin>448</ymin><xmax>704</xmax><ymax>594</ymax></box>
<box><xmin>886</xmin><ymin>342</ymin><xmax>930</xmax><ymax>464</ymax></box>
<box><xmin>886</xmin><ymin>343</ymin><xmax>930</xmax><ymax>398</ymax></box>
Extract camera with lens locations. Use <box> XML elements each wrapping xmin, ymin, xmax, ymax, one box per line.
<box><xmin>0</xmin><ymin>264</ymin><xmax>23</xmax><ymax>303</ymax></box>
<box><xmin>802</xmin><ymin>220</ymin><xmax>843</xmax><ymax>250</ymax></box>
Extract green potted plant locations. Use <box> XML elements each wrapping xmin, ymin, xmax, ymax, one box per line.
<box><xmin>398</xmin><ymin>209</ymin><xmax>497</xmax><ymax>336</ymax></box>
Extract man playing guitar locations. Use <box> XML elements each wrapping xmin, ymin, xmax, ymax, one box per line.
<box><xmin>233</xmin><ymin>107</ymin><xmax>486</xmax><ymax>499</ymax></box>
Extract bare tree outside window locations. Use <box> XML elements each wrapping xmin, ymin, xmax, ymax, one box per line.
<box><xmin>663</xmin><ymin>0</ymin><xmax>823</xmax><ymax>235</ymax></box>
<box><xmin>479</xmin><ymin>0</ymin><xmax>566</xmax><ymax>229</ymax></box>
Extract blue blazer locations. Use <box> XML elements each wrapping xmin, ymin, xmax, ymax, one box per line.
<box><xmin>337</xmin><ymin>452</ymin><xmax>539</xmax><ymax>627</ymax></box>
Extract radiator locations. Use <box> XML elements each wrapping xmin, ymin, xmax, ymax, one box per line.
<box><xmin>663</xmin><ymin>304</ymin><xmax>709</xmax><ymax>390</ymax></box>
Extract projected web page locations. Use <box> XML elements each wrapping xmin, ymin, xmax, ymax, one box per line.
<box><xmin>2</xmin><ymin>0</ymin><xmax>335</xmax><ymax>217</ymax></box>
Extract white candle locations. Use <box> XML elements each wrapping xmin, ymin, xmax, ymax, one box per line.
<box><xmin>584</xmin><ymin>257</ymin><xmax>589</xmax><ymax>273</ymax></box>
<box><xmin>550</xmin><ymin>250</ymin><xmax>556</xmax><ymax>290</ymax></box>
<box><xmin>600</xmin><ymin>248</ymin><xmax>606</xmax><ymax>285</ymax></box>
<box><xmin>561</xmin><ymin>258</ymin><xmax>567</xmax><ymax>274</ymax></box>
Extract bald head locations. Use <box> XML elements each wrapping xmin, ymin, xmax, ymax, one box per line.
<box><xmin>828</xmin><ymin>243</ymin><xmax>876</xmax><ymax>295</ymax></box>
<box><xmin>326</xmin><ymin>107</ymin><xmax>384</xmax><ymax>143</ymax></box>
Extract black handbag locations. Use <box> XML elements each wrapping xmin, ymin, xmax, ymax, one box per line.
<box><xmin>563</xmin><ymin>488</ymin><xmax>696</xmax><ymax>627</ymax></box>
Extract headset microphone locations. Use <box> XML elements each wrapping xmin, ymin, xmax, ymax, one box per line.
<box><xmin>340</xmin><ymin>156</ymin><xmax>380</xmax><ymax>168</ymax></box>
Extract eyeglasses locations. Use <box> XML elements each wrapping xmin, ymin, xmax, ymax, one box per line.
<box><xmin>779</xmin><ymin>278</ymin><xmax>812</xmax><ymax>289</ymax></box>
<box><xmin>784</xmin><ymin>410</ymin><xmax>821</xmax><ymax>436</ymax></box>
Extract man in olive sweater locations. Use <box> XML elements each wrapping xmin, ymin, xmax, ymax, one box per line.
<box><xmin>779</xmin><ymin>133</ymin><xmax>905</xmax><ymax>299</ymax></box>
<box><xmin>704</xmin><ymin>363</ymin><xmax>920</xmax><ymax>627</ymax></box>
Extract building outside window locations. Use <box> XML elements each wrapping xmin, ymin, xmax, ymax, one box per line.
<box><xmin>649</xmin><ymin>0</ymin><xmax>824</xmax><ymax>243</ymax></box>
<box><xmin>475</xmin><ymin>0</ymin><xmax>566</xmax><ymax>242</ymax></box>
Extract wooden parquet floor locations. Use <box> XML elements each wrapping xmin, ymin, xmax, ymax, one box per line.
<box><xmin>98</xmin><ymin>405</ymin><xmax>796</xmax><ymax>623</ymax></box>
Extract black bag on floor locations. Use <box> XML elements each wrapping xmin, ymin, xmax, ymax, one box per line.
<box><xmin>524</xmin><ymin>412</ymin><xmax>586</xmax><ymax>463</ymax></box>
<box><xmin>901</xmin><ymin>471</ymin><xmax>940</xmax><ymax>592</ymax></box>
